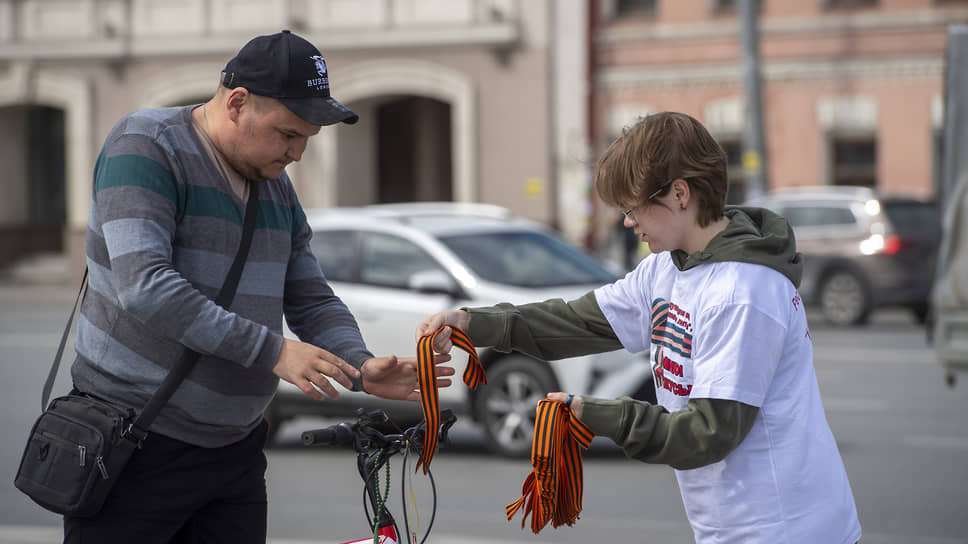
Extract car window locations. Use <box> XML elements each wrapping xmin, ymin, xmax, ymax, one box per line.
<box><xmin>438</xmin><ymin>231</ymin><xmax>616</xmax><ymax>287</ymax></box>
<box><xmin>782</xmin><ymin>205</ymin><xmax>857</xmax><ymax>228</ymax></box>
<box><xmin>310</xmin><ymin>230</ymin><xmax>357</xmax><ymax>282</ymax></box>
<box><xmin>882</xmin><ymin>201</ymin><xmax>938</xmax><ymax>235</ymax></box>
<box><xmin>360</xmin><ymin>232</ymin><xmax>446</xmax><ymax>289</ymax></box>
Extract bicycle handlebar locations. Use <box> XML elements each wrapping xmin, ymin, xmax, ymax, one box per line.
<box><xmin>300</xmin><ymin>408</ymin><xmax>457</xmax><ymax>544</ymax></box>
<box><xmin>300</xmin><ymin>408</ymin><xmax>458</xmax><ymax>452</ymax></box>
<box><xmin>301</xmin><ymin>421</ymin><xmax>356</xmax><ymax>447</ymax></box>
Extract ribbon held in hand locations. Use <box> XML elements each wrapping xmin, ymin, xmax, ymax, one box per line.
<box><xmin>505</xmin><ymin>398</ymin><xmax>593</xmax><ymax>533</ymax></box>
<box><xmin>416</xmin><ymin>326</ymin><xmax>485</xmax><ymax>473</ymax></box>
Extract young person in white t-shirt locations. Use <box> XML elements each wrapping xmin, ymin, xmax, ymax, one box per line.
<box><xmin>416</xmin><ymin>112</ymin><xmax>861</xmax><ymax>544</ymax></box>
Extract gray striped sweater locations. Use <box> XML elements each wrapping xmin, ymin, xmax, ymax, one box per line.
<box><xmin>71</xmin><ymin>105</ymin><xmax>373</xmax><ymax>447</ymax></box>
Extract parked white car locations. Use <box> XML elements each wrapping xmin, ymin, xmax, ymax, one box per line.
<box><xmin>269</xmin><ymin>202</ymin><xmax>654</xmax><ymax>456</ymax></box>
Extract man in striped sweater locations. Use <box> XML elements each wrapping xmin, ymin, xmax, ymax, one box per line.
<box><xmin>65</xmin><ymin>30</ymin><xmax>453</xmax><ymax>543</ymax></box>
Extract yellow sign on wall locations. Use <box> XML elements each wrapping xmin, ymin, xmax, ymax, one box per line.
<box><xmin>524</xmin><ymin>177</ymin><xmax>544</xmax><ymax>198</ymax></box>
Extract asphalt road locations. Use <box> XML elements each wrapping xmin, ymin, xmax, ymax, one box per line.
<box><xmin>1</xmin><ymin>281</ymin><xmax>966</xmax><ymax>543</ymax></box>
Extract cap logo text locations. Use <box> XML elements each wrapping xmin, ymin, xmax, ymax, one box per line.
<box><xmin>308</xmin><ymin>55</ymin><xmax>330</xmax><ymax>91</ymax></box>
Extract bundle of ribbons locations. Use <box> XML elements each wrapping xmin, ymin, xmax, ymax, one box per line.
<box><xmin>415</xmin><ymin>326</ymin><xmax>486</xmax><ymax>473</ymax></box>
<box><xmin>505</xmin><ymin>398</ymin><xmax>594</xmax><ymax>533</ymax></box>
<box><xmin>415</xmin><ymin>327</ymin><xmax>592</xmax><ymax>533</ymax></box>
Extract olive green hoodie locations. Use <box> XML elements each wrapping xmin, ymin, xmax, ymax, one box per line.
<box><xmin>464</xmin><ymin>206</ymin><xmax>802</xmax><ymax>468</ymax></box>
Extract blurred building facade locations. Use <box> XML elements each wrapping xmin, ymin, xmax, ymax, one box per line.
<box><xmin>0</xmin><ymin>0</ymin><xmax>593</xmax><ymax>276</ymax></box>
<box><xmin>589</xmin><ymin>0</ymin><xmax>968</xmax><ymax>245</ymax></box>
<box><xmin>1</xmin><ymin>0</ymin><xmax>965</xmax><ymax>276</ymax></box>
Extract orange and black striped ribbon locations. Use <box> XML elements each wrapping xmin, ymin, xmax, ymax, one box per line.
<box><xmin>505</xmin><ymin>398</ymin><xmax>594</xmax><ymax>533</ymax></box>
<box><xmin>416</xmin><ymin>326</ymin><xmax>485</xmax><ymax>473</ymax></box>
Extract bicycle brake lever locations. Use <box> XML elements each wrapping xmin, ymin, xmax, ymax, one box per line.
<box><xmin>439</xmin><ymin>409</ymin><xmax>458</xmax><ymax>444</ymax></box>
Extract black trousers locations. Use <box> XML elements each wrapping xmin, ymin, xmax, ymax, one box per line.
<box><xmin>64</xmin><ymin>420</ymin><xmax>269</xmax><ymax>544</ymax></box>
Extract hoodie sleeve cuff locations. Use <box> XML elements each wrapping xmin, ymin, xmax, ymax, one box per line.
<box><xmin>464</xmin><ymin>305</ymin><xmax>515</xmax><ymax>352</ymax></box>
<box><xmin>578</xmin><ymin>397</ymin><xmax>628</xmax><ymax>441</ymax></box>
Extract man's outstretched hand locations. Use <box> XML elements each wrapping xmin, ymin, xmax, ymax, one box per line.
<box><xmin>361</xmin><ymin>353</ymin><xmax>455</xmax><ymax>401</ymax></box>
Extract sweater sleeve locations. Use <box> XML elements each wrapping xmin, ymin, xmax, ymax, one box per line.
<box><xmin>464</xmin><ymin>291</ymin><xmax>624</xmax><ymax>360</ymax></box>
<box><xmin>282</xmin><ymin>197</ymin><xmax>373</xmax><ymax>391</ymax></box>
<box><xmin>580</xmin><ymin>396</ymin><xmax>759</xmax><ymax>469</ymax></box>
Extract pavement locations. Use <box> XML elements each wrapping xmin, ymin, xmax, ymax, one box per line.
<box><xmin>0</xmin><ymin>525</ymin><xmax>523</xmax><ymax>544</ymax></box>
<box><xmin>0</xmin><ymin>253</ymin><xmax>71</xmax><ymax>286</ymax></box>
<box><xmin>0</xmin><ymin>527</ymin><xmax>59</xmax><ymax>544</ymax></box>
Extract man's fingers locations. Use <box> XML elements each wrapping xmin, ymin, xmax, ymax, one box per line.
<box><xmin>298</xmin><ymin>377</ymin><xmax>326</xmax><ymax>400</ymax></box>
<box><xmin>434</xmin><ymin>352</ymin><xmax>453</xmax><ymax>366</ymax></box>
<box><xmin>309</xmin><ymin>373</ymin><xmax>353</xmax><ymax>399</ymax></box>
<box><xmin>318</xmin><ymin>350</ymin><xmax>360</xmax><ymax>378</ymax></box>
<box><xmin>313</xmin><ymin>351</ymin><xmax>358</xmax><ymax>390</ymax></box>
<box><xmin>434</xmin><ymin>362</ymin><xmax>456</xmax><ymax>378</ymax></box>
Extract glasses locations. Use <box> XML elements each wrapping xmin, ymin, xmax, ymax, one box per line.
<box><xmin>621</xmin><ymin>178</ymin><xmax>679</xmax><ymax>222</ymax></box>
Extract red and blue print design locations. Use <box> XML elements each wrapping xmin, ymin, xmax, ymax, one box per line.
<box><xmin>650</xmin><ymin>298</ymin><xmax>694</xmax><ymax>397</ymax></box>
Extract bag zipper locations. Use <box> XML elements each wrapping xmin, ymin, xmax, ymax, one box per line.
<box><xmin>96</xmin><ymin>457</ymin><xmax>109</xmax><ymax>480</ymax></box>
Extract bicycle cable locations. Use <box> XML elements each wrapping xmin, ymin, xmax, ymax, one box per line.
<box><xmin>400</xmin><ymin>434</ymin><xmax>438</xmax><ymax>544</ymax></box>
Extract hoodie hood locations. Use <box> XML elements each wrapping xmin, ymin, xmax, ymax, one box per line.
<box><xmin>669</xmin><ymin>206</ymin><xmax>803</xmax><ymax>288</ymax></box>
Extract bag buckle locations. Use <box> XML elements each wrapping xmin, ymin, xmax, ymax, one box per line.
<box><xmin>121</xmin><ymin>424</ymin><xmax>148</xmax><ymax>447</ymax></box>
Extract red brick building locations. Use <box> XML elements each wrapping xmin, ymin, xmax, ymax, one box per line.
<box><xmin>589</xmin><ymin>0</ymin><xmax>967</xmax><ymax>238</ymax></box>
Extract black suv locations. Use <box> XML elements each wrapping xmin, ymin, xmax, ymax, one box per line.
<box><xmin>748</xmin><ymin>186</ymin><xmax>939</xmax><ymax>326</ymax></box>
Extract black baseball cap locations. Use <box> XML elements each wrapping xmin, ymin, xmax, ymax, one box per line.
<box><xmin>222</xmin><ymin>30</ymin><xmax>358</xmax><ymax>126</ymax></box>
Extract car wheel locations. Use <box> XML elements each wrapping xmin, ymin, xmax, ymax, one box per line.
<box><xmin>472</xmin><ymin>356</ymin><xmax>557</xmax><ymax>458</ymax></box>
<box><xmin>819</xmin><ymin>269</ymin><xmax>871</xmax><ymax>326</ymax></box>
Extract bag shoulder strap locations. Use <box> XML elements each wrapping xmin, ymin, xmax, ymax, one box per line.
<box><xmin>40</xmin><ymin>269</ymin><xmax>88</xmax><ymax>411</ymax></box>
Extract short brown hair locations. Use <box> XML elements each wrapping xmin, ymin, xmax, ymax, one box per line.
<box><xmin>595</xmin><ymin>111</ymin><xmax>728</xmax><ymax>227</ymax></box>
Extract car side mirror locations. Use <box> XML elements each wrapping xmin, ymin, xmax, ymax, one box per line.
<box><xmin>408</xmin><ymin>269</ymin><xmax>459</xmax><ymax>297</ymax></box>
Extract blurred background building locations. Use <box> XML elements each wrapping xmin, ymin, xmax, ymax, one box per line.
<box><xmin>0</xmin><ymin>0</ymin><xmax>965</xmax><ymax>279</ymax></box>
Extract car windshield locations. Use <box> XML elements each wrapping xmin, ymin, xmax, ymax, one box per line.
<box><xmin>437</xmin><ymin>230</ymin><xmax>616</xmax><ymax>287</ymax></box>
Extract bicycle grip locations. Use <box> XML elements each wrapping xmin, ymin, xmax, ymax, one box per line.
<box><xmin>301</xmin><ymin>422</ymin><xmax>354</xmax><ymax>446</ymax></box>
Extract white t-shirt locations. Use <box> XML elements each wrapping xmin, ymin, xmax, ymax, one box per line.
<box><xmin>595</xmin><ymin>252</ymin><xmax>861</xmax><ymax>544</ymax></box>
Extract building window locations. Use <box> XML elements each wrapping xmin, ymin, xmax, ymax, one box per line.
<box><xmin>819</xmin><ymin>0</ymin><xmax>878</xmax><ymax>8</ymax></box>
<box><xmin>830</xmin><ymin>137</ymin><xmax>877</xmax><ymax>188</ymax></box>
<box><xmin>616</xmin><ymin>0</ymin><xmax>657</xmax><ymax>16</ymax></box>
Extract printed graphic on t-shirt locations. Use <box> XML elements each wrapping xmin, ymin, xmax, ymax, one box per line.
<box><xmin>651</xmin><ymin>298</ymin><xmax>694</xmax><ymax>398</ymax></box>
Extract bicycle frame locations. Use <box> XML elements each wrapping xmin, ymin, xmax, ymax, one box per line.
<box><xmin>341</xmin><ymin>525</ymin><xmax>398</xmax><ymax>544</ymax></box>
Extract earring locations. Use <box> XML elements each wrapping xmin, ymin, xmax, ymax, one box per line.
<box><xmin>679</xmin><ymin>202</ymin><xmax>686</xmax><ymax>211</ymax></box>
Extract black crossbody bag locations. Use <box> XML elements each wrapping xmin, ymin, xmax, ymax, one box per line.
<box><xmin>15</xmin><ymin>184</ymin><xmax>259</xmax><ymax>518</ymax></box>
